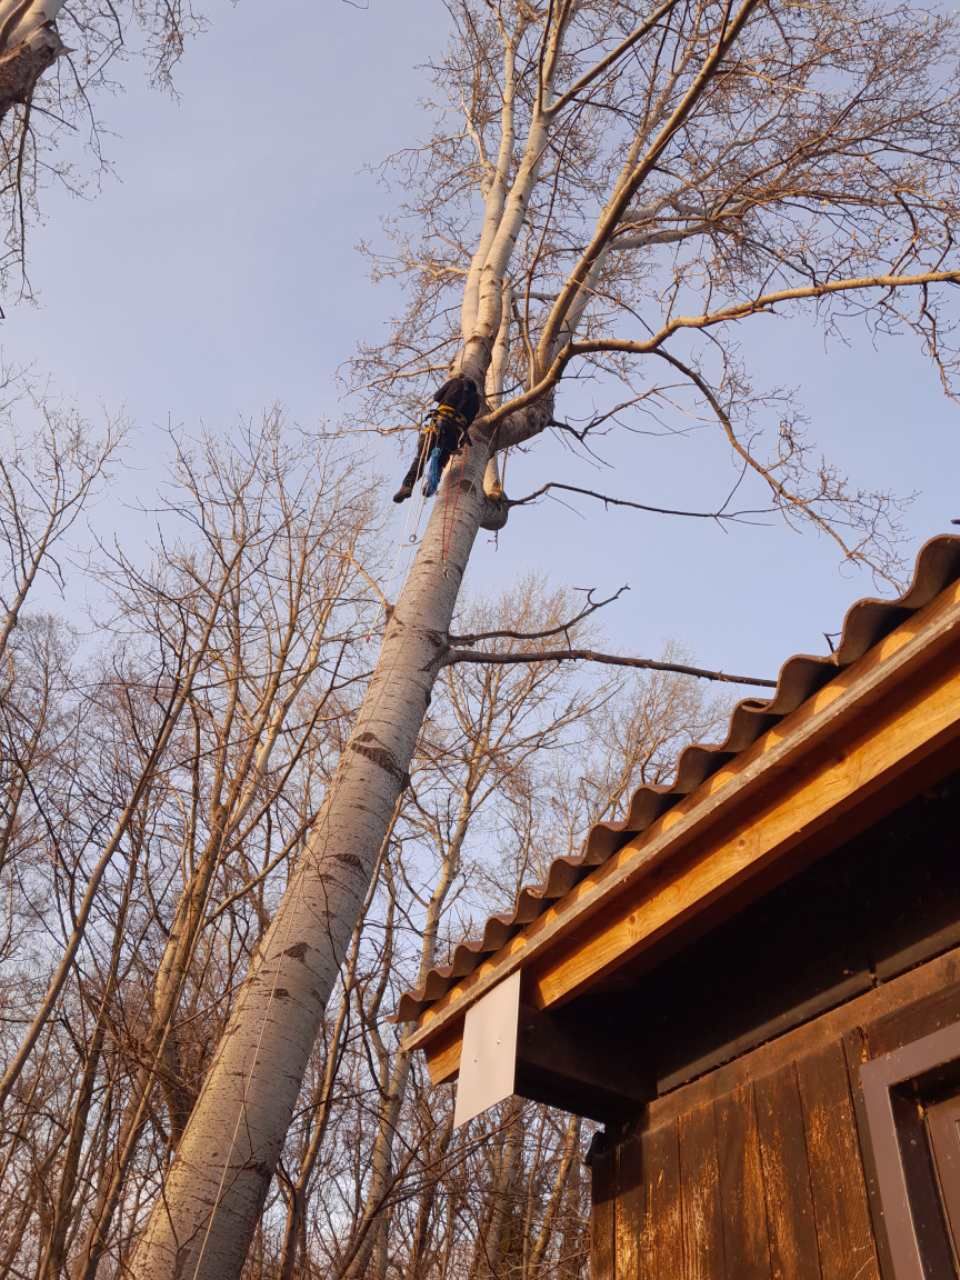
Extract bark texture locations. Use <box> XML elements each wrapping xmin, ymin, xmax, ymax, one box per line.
<box><xmin>0</xmin><ymin>1</ymin><xmax>67</xmax><ymax>120</ymax></box>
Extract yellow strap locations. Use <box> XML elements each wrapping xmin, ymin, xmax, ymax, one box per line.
<box><xmin>434</xmin><ymin>403</ymin><xmax>468</xmax><ymax>428</ymax></box>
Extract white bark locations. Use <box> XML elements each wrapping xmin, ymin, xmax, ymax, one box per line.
<box><xmin>0</xmin><ymin>0</ymin><xmax>68</xmax><ymax>120</ymax></box>
<box><xmin>130</xmin><ymin>439</ymin><xmax>496</xmax><ymax>1279</ymax></box>
<box><xmin>0</xmin><ymin>1</ymin><xmax>66</xmax><ymax>49</ymax></box>
<box><xmin>460</xmin><ymin>30</ymin><xmax>516</xmax><ymax>343</ymax></box>
<box><xmin>465</xmin><ymin>112</ymin><xmax>548</xmax><ymax>373</ymax></box>
<box><xmin>483</xmin><ymin>279</ymin><xmax>512</xmax><ymax>501</ymax></box>
<box><xmin>462</xmin><ymin>9</ymin><xmax>571</xmax><ymax>375</ymax></box>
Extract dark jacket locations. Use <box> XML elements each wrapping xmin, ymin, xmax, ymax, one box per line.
<box><xmin>434</xmin><ymin>376</ymin><xmax>481</xmax><ymax>425</ymax></box>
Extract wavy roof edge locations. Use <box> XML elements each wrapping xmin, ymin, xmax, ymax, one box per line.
<box><xmin>396</xmin><ymin>534</ymin><xmax>960</xmax><ymax>1024</ymax></box>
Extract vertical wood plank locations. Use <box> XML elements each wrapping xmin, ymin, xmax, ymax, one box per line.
<box><xmin>841</xmin><ymin>1028</ymin><xmax>899</xmax><ymax>1280</ymax></box>
<box><xmin>714</xmin><ymin>1082</ymin><xmax>773</xmax><ymax>1280</ymax></box>
<box><xmin>615</xmin><ymin>1133</ymin><xmax>643</xmax><ymax>1280</ymax></box>
<box><xmin>754</xmin><ymin>1062</ymin><xmax>823</xmax><ymax>1280</ymax></box>
<box><xmin>591</xmin><ymin>1141</ymin><xmax>617</xmax><ymax>1280</ymax></box>
<box><xmin>639</xmin><ymin>1121</ymin><xmax>684</xmax><ymax>1279</ymax></box>
<box><xmin>678</xmin><ymin>1102</ymin><xmax>726</xmax><ymax>1279</ymax></box>
<box><xmin>797</xmin><ymin>1042</ymin><xmax>881</xmax><ymax>1280</ymax></box>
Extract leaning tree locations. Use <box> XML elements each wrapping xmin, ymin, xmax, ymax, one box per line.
<box><xmin>132</xmin><ymin>2</ymin><xmax>960</xmax><ymax>1274</ymax></box>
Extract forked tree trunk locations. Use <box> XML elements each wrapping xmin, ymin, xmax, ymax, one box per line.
<box><xmin>0</xmin><ymin>1</ymin><xmax>68</xmax><ymax>119</ymax></box>
<box><xmin>130</xmin><ymin>432</ymin><xmax>497</xmax><ymax>1278</ymax></box>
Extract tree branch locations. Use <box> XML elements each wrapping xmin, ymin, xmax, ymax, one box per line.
<box><xmin>507</xmin><ymin>481</ymin><xmax>772</xmax><ymax>525</ymax></box>
<box><xmin>479</xmin><ymin>268</ymin><xmax>960</xmax><ymax>438</ymax></box>
<box><xmin>442</xmin><ymin>646</ymin><xmax>776</xmax><ymax>688</ymax></box>
<box><xmin>547</xmin><ymin>0</ymin><xmax>684</xmax><ymax>117</ymax></box>
<box><xmin>651</xmin><ymin>345</ymin><xmax>902</xmax><ymax>584</ymax></box>
<box><xmin>449</xmin><ymin>585</ymin><xmax>629</xmax><ymax>648</ymax></box>
<box><xmin>536</xmin><ymin>0</ymin><xmax>763</xmax><ymax>365</ymax></box>
<box><xmin>571</xmin><ymin>269</ymin><xmax>960</xmax><ymax>358</ymax></box>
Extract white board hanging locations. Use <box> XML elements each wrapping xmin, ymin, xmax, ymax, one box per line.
<box><xmin>453</xmin><ymin>970</ymin><xmax>521</xmax><ymax>1128</ymax></box>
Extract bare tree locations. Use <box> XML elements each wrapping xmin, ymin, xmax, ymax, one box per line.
<box><xmin>0</xmin><ymin>412</ymin><xmax>389</xmax><ymax>1278</ymax></box>
<box><xmin>256</xmin><ymin>583</ymin><xmax>722</xmax><ymax>1280</ymax></box>
<box><xmin>131</xmin><ymin>2</ymin><xmax>960</xmax><ymax>1273</ymax></box>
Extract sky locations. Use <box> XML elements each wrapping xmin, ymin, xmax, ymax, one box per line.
<box><xmin>6</xmin><ymin>0</ymin><xmax>960</xmax><ymax>694</ymax></box>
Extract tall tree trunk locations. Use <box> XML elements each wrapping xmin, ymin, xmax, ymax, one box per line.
<box><xmin>130</xmin><ymin>432</ymin><xmax>502</xmax><ymax>1278</ymax></box>
<box><xmin>526</xmin><ymin>1115</ymin><xmax>581</xmax><ymax>1278</ymax></box>
<box><xmin>335</xmin><ymin>1050</ymin><xmax>410</xmax><ymax>1280</ymax></box>
<box><xmin>403</xmin><ymin>1116</ymin><xmax>454</xmax><ymax>1280</ymax></box>
<box><xmin>470</xmin><ymin>1098</ymin><xmax>524</xmax><ymax>1280</ymax></box>
<box><xmin>39</xmin><ymin>825</ymin><xmax>145</xmax><ymax>1280</ymax></box>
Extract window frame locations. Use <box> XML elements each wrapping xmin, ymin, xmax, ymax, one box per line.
<box><xmin>859</xmin><ymin>1019</ymin><xmax>960</xmax><ymax>1279</ymax></box>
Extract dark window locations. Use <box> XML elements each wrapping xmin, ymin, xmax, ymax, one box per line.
<box><xmin>927</xmin><ymin>1093</ymin><xmax>960</xmax><ymax>1265</ymax></box>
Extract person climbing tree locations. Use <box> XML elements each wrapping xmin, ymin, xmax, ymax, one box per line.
<box><xmin>393</xmin><ymin>374</ymin><xmax>481</xmax><ymax>502</ymax></box>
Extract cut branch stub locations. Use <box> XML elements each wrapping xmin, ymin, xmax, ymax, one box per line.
<box><xmin>479</xmin><ymin>495</ymin><xmax>508</xmax><ymax>531</ymax></box>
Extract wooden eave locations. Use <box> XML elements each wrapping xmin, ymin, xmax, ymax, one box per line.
<box><xmin>404</xmin><ymin>578</ymin><xmax>960</xmax><ymax>1088</ymax></box>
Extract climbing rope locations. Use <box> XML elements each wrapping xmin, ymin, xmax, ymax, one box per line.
<box><xmin>382</xmin><ymin>418</ymin><xmax>436</xmax><ymax>608</ymax></box>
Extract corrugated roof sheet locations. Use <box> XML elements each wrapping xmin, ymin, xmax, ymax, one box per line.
<box><xmin>397</xmin><ymin>534</ymin><xmax>960</xmax><ymax>1024</ymax></box>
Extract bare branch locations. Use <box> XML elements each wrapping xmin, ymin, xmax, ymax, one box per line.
<box><xmin>450</xmin><ymin>584</ymin><xmax>629</xmax><ymax>647</ymax></box>
<box><xmin>571</xmin><ymin>270</ymin><xmax>960</xmax><ymax>359</ymax></box>
<box><xmin>443</xmin><ymin>644</ymin><xmax>777</xmax><ymax>688</ymax></box>
<box><xmin>482</xmin><ymin>269</ymin><xmax>960</xmax><ymax>437</ymax></box>
<box><xmin>507</xmin><ymin>480</ymin><xmax>773</xmax><ymax>525</ymax></box>
<box><xmin>547</xmin><ymin>0</ymin><xmax>684</xmax><ymax>118</ymax></box>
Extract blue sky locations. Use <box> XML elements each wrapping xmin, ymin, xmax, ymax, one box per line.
<box><xmin>7</xmin><ymin>0</ymin><xmax>960</xmax><ymax>690</ymax></box>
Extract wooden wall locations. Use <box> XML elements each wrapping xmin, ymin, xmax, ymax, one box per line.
<box><xmin>571</xmin><ymin>771</ymin><xmax>960</xmax><ymax>1106</ymax></box>
<box><xmin>590</xmin><ymin>901</ymin><xmax>960</xmax><ymax>1277</ymax></box>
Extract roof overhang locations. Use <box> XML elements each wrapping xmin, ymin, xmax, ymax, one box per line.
<box><xmin>404</xmin><ymin>576</ymin><xmax>960</xmax><ymax>1092</ymax></box>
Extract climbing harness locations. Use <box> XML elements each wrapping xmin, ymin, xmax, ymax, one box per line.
<box><xmin>433</xmin><ymin>401</ymin><xmax>471</xmax><ymax>433</ymax></box>
<box><xmin>420</xmin><ymin>403</ymin><xmax>471</xmax><ymax>498</ymax></box>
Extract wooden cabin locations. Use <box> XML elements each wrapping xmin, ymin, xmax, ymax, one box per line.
<box><xmin>399</xmin><ymin>534</ymin><xmax>960</xmax><ymax>1279</ymax></box>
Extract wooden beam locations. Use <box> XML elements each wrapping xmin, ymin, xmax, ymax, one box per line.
<box><xmin>514</xmin><ymin>1005</ymin><xmax>652</xmax><ymax>1122</ymax></box>
<box><xmin>403</xmin><ymin>582</ymin><xmax>960</xmax><ymax>1069</ymax></box>
<box><xmin>424</xmin><ymin>1024</ymin><xmax>463</xmax><ymax>1086</ymax></box>
<box><xmin>528</xmin><ymin>649</ymin><xmax>960</xmax><ymax>1009</ymax></box>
